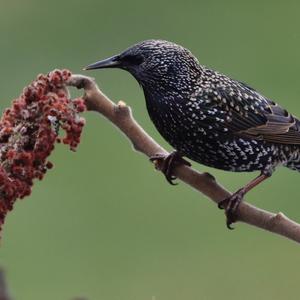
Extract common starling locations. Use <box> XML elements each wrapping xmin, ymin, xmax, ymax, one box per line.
<box><xmin>85</xmin><ymin>40</ymin><xmax>300</xmax><ymax>228</ymax></box>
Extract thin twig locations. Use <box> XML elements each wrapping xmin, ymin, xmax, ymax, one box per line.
<box><xmin>67</xmin><ymin>74</ymin><xmax>300</xmax><ymax>244</ymax></box>
<box><xmin>0</xmin><ymin>269</ymin><xmax>12</xmax><ymax>300</ymax></box>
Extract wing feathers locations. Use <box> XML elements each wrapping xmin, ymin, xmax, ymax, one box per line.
<box><xmin>197</xmin><ymin>83</ymin><xmax>300</xmax><ymax>145</ymax></box>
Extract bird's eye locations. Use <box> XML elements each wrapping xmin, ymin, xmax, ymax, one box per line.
<box><xmin>122</xmin><ymin>54</ymin><xmax>144</xmax><ymax>65</ymax></box>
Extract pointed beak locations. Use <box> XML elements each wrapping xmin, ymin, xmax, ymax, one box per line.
<box><xmin>84</xmin><ymin>55</ymin><xmax>121</xmax><ymax>70</ymax></box>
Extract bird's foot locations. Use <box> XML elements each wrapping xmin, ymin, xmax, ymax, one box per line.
<box><xmin>218</xmin><ymin>188</ymin><xmax>245</xmax><ymax>229</ymax></box>
<box><xmin>150</xmin><ymin>151</ymin><xmax>191</xmax><ymax>185</ymax></box>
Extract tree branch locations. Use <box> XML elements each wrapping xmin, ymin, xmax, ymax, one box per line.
<box><xmin>67</xmin><ymin>74</ymin><xmax>300</xmax><ymax>244</ymax></box>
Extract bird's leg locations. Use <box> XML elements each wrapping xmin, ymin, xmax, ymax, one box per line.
<box><xmin>218</xmin><ymin>173</ymin><xmax>270</xmax><ymax>229</ymax></box>
<box><xmin>150</xmin><ymin>151</ymin><xmax>191</xmax><ymax>185</ymax></box>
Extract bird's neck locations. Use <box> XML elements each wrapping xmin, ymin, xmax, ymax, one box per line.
<box><xmin>140</xmin><ymin>69</ymin><xmax>202</xmax><ymax>101</ymax></box>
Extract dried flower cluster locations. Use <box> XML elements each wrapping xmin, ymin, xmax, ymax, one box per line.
<box><xmin>0</xmin><ymin>69</ymin><xmax>86</xmax><ymax>234</ymax></box>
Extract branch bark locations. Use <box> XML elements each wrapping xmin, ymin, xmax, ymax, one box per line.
<box><xmin>67</xmin><ymin>75</ymin><xmax>300</xmax><ymax>244</ymax></box>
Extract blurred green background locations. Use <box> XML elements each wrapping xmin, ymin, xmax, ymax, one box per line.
<box><xmin>1</xmin><ymin>0</ymin><xmax>300</xmax><ymax>299</ymax></box>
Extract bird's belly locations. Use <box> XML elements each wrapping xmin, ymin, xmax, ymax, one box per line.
<box><xmin>156</xmin><ymin>123</ymin><xmax>281</xmax><ymax>172</ymax></box>
<box><xmin>179</xmin><ymin>136</ymin><xmax>278</xmax><ymax>172</ymax></box>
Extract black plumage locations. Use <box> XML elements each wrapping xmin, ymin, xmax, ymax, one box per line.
<box><xmin>85</xmin><ymin>40</ymin><xmax>300</xmax><ymax>228</ymax></box>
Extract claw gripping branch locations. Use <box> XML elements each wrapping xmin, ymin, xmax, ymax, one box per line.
<box><xmin>0</xmin><ymin>69</ymin><xmax>86</xmax><ymax>234</ymax></box>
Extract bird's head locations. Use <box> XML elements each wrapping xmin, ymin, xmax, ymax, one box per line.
<box><xmin>85</xmin><ymin>40</ymin><xmax>200</xmax><ymax>91</ymax></box>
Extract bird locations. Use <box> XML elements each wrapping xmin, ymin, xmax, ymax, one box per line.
<box><xmin>84</xmin><ymin>39</ymin><xmax>300</xmax><ymax>228</ymax></box>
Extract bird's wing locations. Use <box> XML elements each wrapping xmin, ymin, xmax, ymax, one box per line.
<box><xmin>195</xmin><ymin>81</ymin><xmax>300</xmax><ymax>144</ymax></box>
